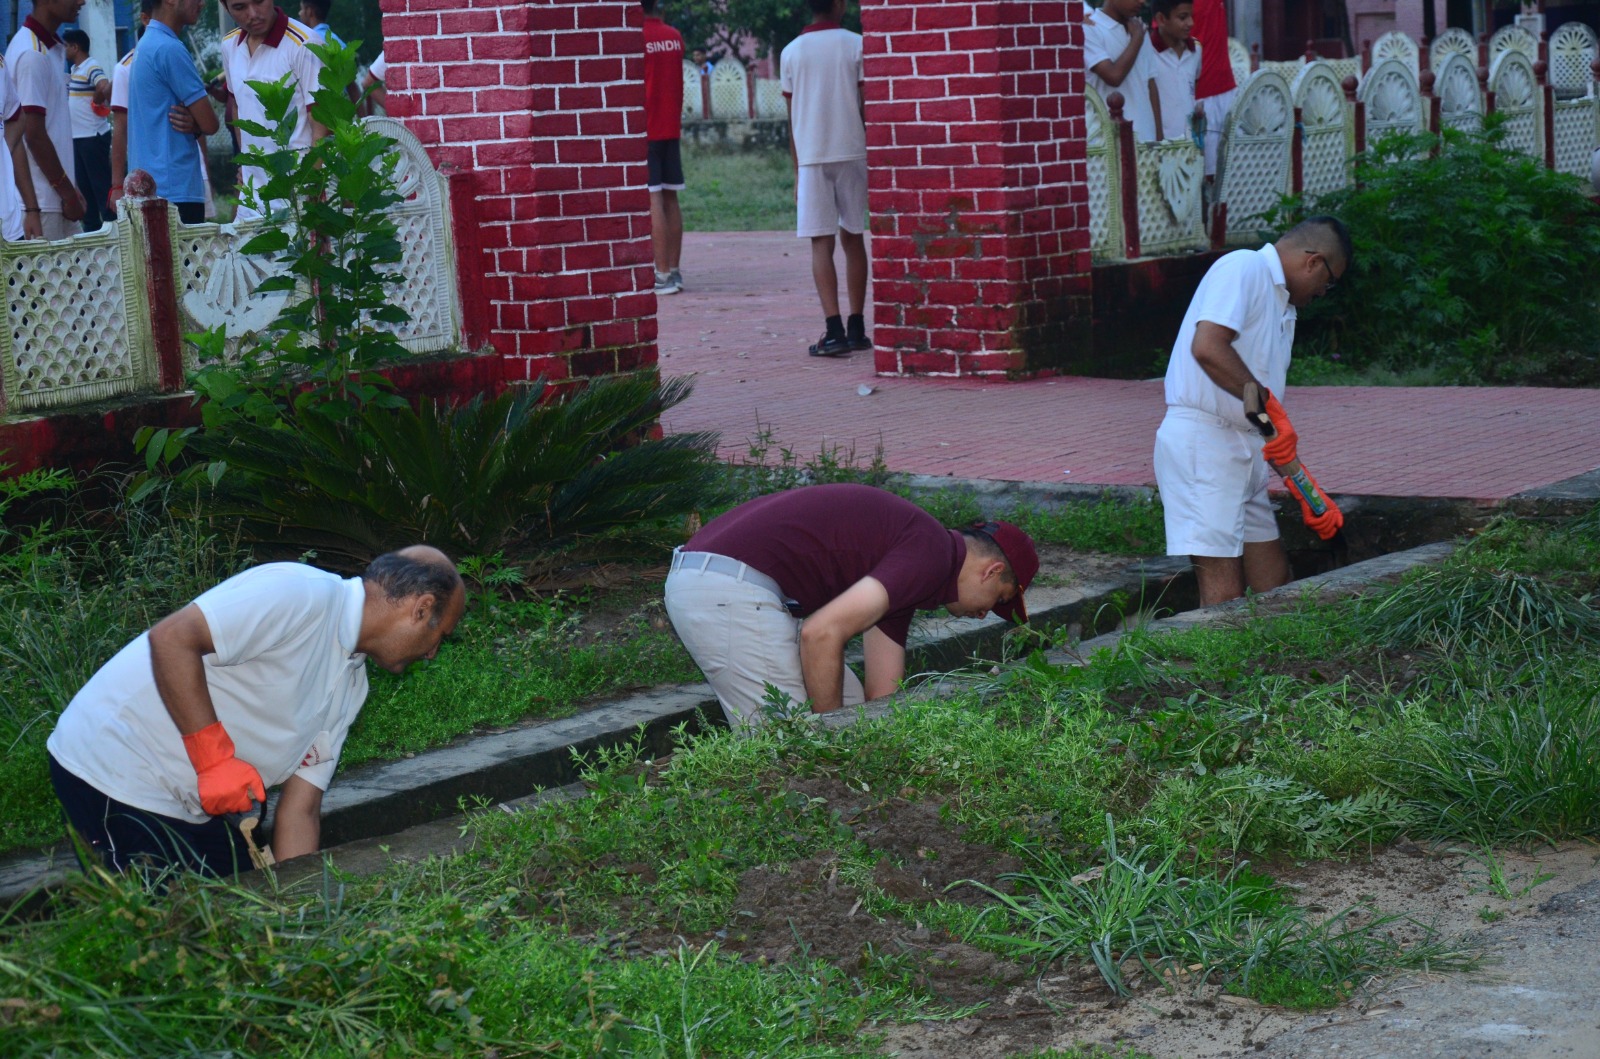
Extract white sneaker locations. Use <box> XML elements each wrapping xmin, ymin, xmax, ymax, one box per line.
<box><xmin>669</xmin><ymin>268</ymin><xmax>684</xmax><ymax>291</ymax></box>
<box><xmin>653</xmin><ymin>270</ymin><xmax>681</xmax><ymax>295</ymax></box>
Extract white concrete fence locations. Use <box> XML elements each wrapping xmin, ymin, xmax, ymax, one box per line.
<box><xmin>1091</xmin><ymin>25</ymin><xmax>1600</xmax><ymax>260</ymax></box>
<box><xmin>0</xmin><ymin>118</ymin><xmax>462</xmax><ymax>419</ymax></box>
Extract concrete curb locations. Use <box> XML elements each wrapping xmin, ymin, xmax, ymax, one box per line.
<box><xmin>813</xmin><ymin>540</ymin><xmax>1457</xmax><ymax>732</ymax></box>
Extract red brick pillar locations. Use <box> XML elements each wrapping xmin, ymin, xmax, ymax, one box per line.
<box><xmin>861</xmin><ymin>0</ymin><xmax>1091</xmax><ymax>377</ymax></box>
<box><xmin>379</xmin><ymin>0</ymin><xmax>655</xmax><ymax>384</ymax></box>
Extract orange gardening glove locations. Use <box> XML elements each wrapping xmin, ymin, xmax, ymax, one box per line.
<box><xmin>182</xmin><ymin>721</ymin><xmax>266</xmax><ymax>816</ymax></box>
<box><xmin>1260</xmin><ymin>392</ymin><xmax>1298</xmax><ymax>466</ymax></box>
<box><xmin>1283</xmin><ymin>464</ymin><xmax>1344</xmax><ymax>541</ymax></box>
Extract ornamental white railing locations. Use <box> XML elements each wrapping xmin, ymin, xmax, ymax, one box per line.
<box><xmin>1090</xmin><ymin>30</ymin><xmax>1600</xmax><ymax>260</ymax></box>
<box><xmin>681</xmin><ymin>58</ymin><xmax>786</xmax><ymax>121</ymax></box>
<box><xmin>0</xmin><ymin>117</ymin><xmax>462</xmax><ymax>418</ymax></box>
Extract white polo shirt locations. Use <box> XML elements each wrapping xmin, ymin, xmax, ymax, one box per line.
<box><xmin>6</xmin><ymin>17</ymin><xmax>74</xmax><ymax>213</ymax></box>
<box><xmin>222</xmin><ymin>10</ymin><xmax>321</xmax><ymax>207</ymax></box>
<box><xmin>367</xmin><ymin>50</ymin><xmax>386</xmax><ymax>82</ymax></box>
<box><xmin>1164</xmin><ymin>243</ymin><xmax>1296</xmax><ymax>425</ymax></box>
<box><xmin>779</xmin><ymin>23</ymin><xmax>865</xmax><ymax>166</ymax></box>
<box><xmin>1142</xmin><ymin>32</ymin><xmax>1201</xmax><ymax>142</ymax></box>
<box><xmin>110</xmin><ymin>47</ymin><xmax>134</xmax><ymax>113</ymax></box>
<box><xmin>48</xmin><ymin>563</ymin><xmax>372</xmax><ymax>823</ymax></box>
<box><xmin>68</xmin><ymin>57</ymin><xmax>110</xmax><ymax>138</ymax></box>
<box><xmin>0</xmin><ymin>57</ymin><xmax>21</xmax><ymax>240</ymax></box>
<box><xmin>1084</xmin><ymin>7</ymin><xmax>1154</xmax><ymax>142</ymax></box>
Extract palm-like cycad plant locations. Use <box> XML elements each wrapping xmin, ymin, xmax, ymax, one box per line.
<box><xmin>189</xmin><ymin>374</ymin><xmax>726</xmax><ymax>574</ymax></box>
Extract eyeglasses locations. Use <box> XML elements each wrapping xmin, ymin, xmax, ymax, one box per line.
<box><xmin>1308</xmin><ymin>250</ymin><xmax>1339</xmax><ymax>292</ymax></box>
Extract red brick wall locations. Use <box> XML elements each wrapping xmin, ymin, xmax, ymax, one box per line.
<box><xmin>378</xmin><ymin>0</ymin><xmax>657</xmax><ymax>383</ymax></box>
<box><xmin>861</xmin><ymin>0</ymin><xmax>1092</xmax><ymax>377</ymax></box>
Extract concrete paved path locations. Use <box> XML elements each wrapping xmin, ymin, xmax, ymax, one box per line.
<box><xmin>658</xmin><ymin>231</ymin><xmax>1600</xmax><ymax>503</ymax></box>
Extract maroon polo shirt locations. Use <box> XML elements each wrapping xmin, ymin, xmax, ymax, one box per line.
<box><xmin>686</xmin><ymin>484</ymin><xmax>964</xmax><ymax>646</ymax></box>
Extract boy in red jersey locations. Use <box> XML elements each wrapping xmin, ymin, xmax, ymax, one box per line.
<box><xmin>641</xmin><ymin>0</ymin><xmax>685</xmax><ymax>295</ymax></box>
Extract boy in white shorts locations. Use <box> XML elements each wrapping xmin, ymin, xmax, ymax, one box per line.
<box><xmin>781</xmin><ymin>0</ymin><xmax>870</xmax><ymax>357</ymax></box>
<box><xmin>1152</xmin><ymin>216</ymin><xmax>1351</xmax><ymax>606</ymax></box>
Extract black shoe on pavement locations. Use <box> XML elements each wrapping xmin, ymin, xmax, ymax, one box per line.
<box><xmin>846</xmin><ymin>332</ymin><xmax>872</xmax><ymax>351</ymax></box>
<box><xmin>808</xmin><ymin>332</ymin><xmax>852</xmax><ymax>357</ymax></box>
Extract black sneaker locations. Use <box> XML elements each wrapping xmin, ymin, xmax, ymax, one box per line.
<box><xmin>808</xmin><ymin>331</ymin><xmax>851</xmax><ymax>357</ymax></box>
<box><xmin>846</xmin><ymin>331</ymin><xmax>872</xmax><ymax>351</ymax></box>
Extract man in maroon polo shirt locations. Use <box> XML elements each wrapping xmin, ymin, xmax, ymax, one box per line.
<box><xmin>663</xmin><ymin>484</ymin><xmax>1039</xmax><ymax>728</ymax></box>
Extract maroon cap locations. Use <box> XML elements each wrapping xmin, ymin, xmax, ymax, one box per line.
<box><xmin>978</xmin><ymin>520</ymin><xmax>1038</xmax><ymax>623</ymax></box>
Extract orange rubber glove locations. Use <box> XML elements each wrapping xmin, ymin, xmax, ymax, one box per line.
<box><xmin>1260</xmin><ymin>392</ymin><xmax>1298</xmax><ymax>466</ymax></box>
<box><xmin>182</xmin><ymin>721</ymin><xmax>266</xmax><ymax>816</ymax></box>
<box><xmin>1282</xmin><ymin>464</ymin><xmax>1344</xmax><ymax>541</ymax></box>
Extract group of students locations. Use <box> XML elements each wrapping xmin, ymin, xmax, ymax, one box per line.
<box><xmin>0</xmin><ymin>0</ymin><xmax>384</xmax><ymax>242</ymax></box>
<box><xmin>1085</xmin><ymin>0</ymin><xmax>1235</xmax><ymax>178</ymax></box>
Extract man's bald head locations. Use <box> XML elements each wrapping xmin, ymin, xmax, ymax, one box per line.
<box><xmin>364</xmin><ymin>547</ymin><xmax>463</xmax><ymax>625</ymax></box>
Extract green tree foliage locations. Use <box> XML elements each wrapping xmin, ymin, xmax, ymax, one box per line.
<box><xmin>668</xmin><ymin>0</ymin><xmax>860</xmax><ymax>66</ymax></box>
<box><xmin>1285</xmin><ymin>120</ymin><xmax>1600</xmax><ymax>383</ymax></box>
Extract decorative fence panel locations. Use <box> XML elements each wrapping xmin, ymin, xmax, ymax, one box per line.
<box><xmin>709</xmin><ymin>60</ymin><xmax>748</xmax><ymax>119</ymax></box>
<box><xmin>680</xmin><ymin>59</ymin><xmax>702</xmax><ymax>117</ymax></box>
<box><xmin>1259</xmin><ymin>58</ymin><xmax>1306</xmax><ymax>83</ymax></box>
<box><xmin>1489</xmin><ymin>50</ymin><xmax>1541</xmax><ymax>157</ymax></box>
<box><xmin>1371</xmin><ymin>31</ymin><xmax>1420</xmax><ymax>76</ymax></box>
<box><xmin>1294</xmin><ymin>62</ymin><xmax>1351</xmax><ymax>199</ymax></box>
<box><xmin>1133</xmin><ymin>139</ymin><xmax>1206</xmax><ymax>255</ymax></box>
<box><xmin>1084</xmin><ymin>87</ymin><xmax>1122</xmax><ymax>259</ymax></box>
<box><xmin>1549</xmin><ymin>22</ymin><xmax>1598</xmax><ymax>98</ymax></box>
<box><xmin>1435</xmin><ymin>52</ymin><xmax>1484</xmax><ymax>132</ymax></box>
<box><xmin>1214</xmin><ymin>70</ymin><xmax>1294</xmax><ymax>242</ymax></box>
<box><xmin>1430</xmin><ymin>28</ymin><xmax>1476</xmax><ymax>72</ymax></box>
<box><xmin>0</xmin><ymin>223</ymin><xmax>152</xmax><ymax>413</ymax></box>
<box><xmin>1359</xmin><ymin>58</ymin><xmax>1425</xmax><ymax>143</ymax></box>
<box><xmin>1552</xmin><ymin>97</ymin><xmax>1597</xmax><ymax>177</ymax></box>
<box><xmin>1489</xmin><ymin>24</ymin><xmax>1538</xmax><ymax>68</ymax></box>
<box><xmin>0</xmin><ymin>116</ymin><xmax>462</xmax><ymax>418</ymax></box>
<box><xmin>1228</xmin><ymin>37</ymin><xmax>1251</xmax><ymax>88</ymax></box>
<box><xmin>1322</xmin><ymin>57</ymin><xmax>1360</xmax><ymax>85</ymax></box>
<box><xmin>755</xmin><ymin>77</ymin><xmax>785</xmax><ymax>119</ymax></box>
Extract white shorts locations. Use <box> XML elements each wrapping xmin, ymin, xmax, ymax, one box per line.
<box><xmin>1153</xmin><ymin>405</ymin><xmax>1278</xmax><ymax>558</ymax></box>
<box><xmin>1201</xmin><ymin>87</ymin><xmax>1236</xmax><ymax>178</ymax></box>
<box><xmin>796</xmin><ymin>159</ymin><xmax>869</xmax><ymax>238</ymax></box>
<box><xmin>664</xmin><ymin>560</ymin><xmax>864</xmax><ymax>729</ymax></box>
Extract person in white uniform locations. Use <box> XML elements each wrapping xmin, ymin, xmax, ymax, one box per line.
<box><xmin>1084</xmin><ymin>0</ymin><xmax>1154</xmax><ymax>142</ymax></box>
<box><xmin>47</xmin><ymin>546</ymin><xmax>465</xmax><ymax>876</ymax></box>
<box><xmin>1152</xmin><ymin>216</ymin><xmax>1351</xmax><ymax>607</ymax></box>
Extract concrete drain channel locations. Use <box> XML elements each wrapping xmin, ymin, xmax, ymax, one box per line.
<box><xmin>0</xmin><ymin>487</ymin><xmax>1543</xmax><ymax>904</ymax></box>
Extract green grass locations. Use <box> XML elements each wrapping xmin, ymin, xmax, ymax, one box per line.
<box><xmin>679</xmin><ymin>144</ymin><xmax>794</xmax><ymax>232</ymax></box>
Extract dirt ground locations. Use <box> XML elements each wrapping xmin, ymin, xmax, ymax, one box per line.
<box><xmin>694</xmin><ymin>774</ymin><xmax>1600</xmax><ymax>1059</ymax></box>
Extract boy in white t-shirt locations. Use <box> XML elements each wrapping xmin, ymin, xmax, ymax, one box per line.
<box><xmin>0</xmin><ymin>54</ymin><xmax>41</xmax><ymax>239</ymax></box>
<box><xmin>1141</xmin><ymin>0</ymin><xmax>1201</xmax><ymax>143</ymax></box>
<box><xmin>1084</xmin><ymin>0</ymin><xmax>1154</xmax><ymax>142</ymax></box>
<box><xmin>781</xmin><ymin>0</ymin><xmax>870</xmax><ymax>357</ymax></box>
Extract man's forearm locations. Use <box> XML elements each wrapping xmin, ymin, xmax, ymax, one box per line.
<box><xmin>110</xmin><ymin>114</ymin><xmax>126</xmax><ymax>184</ymax></box>
<box><xmin>22</xmin><ymin>121</ymin><xmax>72</xmax><ymax>192</ymax></box>
<box><xmin>148</xmin><ymin>608</ymin><xmax>222</xmax><ymax>736</ymax></box>
<box><xmin>800</xmin><ymin>634</ymin><xmax>846</xmax><ymax>713</ymax></box>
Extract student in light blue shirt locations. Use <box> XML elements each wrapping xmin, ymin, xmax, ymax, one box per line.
<box><xmin>127</xmin><ymin>0</ymin><xmax>218</xmax><ymax>224</ymax></box>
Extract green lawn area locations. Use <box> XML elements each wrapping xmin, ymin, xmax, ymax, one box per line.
<box><xmin>11</xmin><ymin>510</ymin><xmax>1596</xmax><ymax>1054</ymax></box>
<box><xmin>680</xmin><ymin>144</ymin><xmax>794</xmax><ymax>232</ymax></box>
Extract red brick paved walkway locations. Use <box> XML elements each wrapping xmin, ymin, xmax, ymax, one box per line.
<box><xmin>658</xmin><ymin>231</ymin><xmax>1600</xmax><ymax>502</ymax></box>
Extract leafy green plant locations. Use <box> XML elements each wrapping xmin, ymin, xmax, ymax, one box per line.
<box><xmin>1279</xmin><ymin>119</ymin><xmax>1600</xmax><ymax>383</ymax></box>
<box><xmin>195</xmin><ymin>38</ymin><xmax>410</xmax><ymax>426</ymax></box>
<box><xmin>187</xmin><ymin>375</ymin><xmax>727</xmax><ymax>573</ymax></box>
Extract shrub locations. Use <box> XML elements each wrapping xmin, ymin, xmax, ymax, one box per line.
<box><xmin>1283</xmin><ymin>120</ymin><xmax>1600</xmax><ymax>383</ymax></box>
<box><xmin>188</xmin><ymin>375</ymin><xmax>728</xmax><ymax>574</ymax></box>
